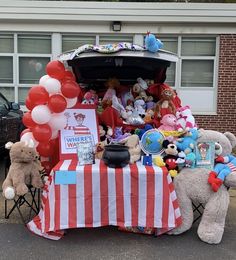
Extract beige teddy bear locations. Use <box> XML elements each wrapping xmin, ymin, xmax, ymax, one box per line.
<box><xmin>168</xmin><ymin>129</ymin><xmax>236</xmax><ymax>244</ymax></box>
<box><xmin>2</xmin><ymin>140</ymin><xmax>44</xmax><ymax>200</ymax></box>
<box><xmin>120</xmin><ymin>134</ymin><xmax>141</xmax><ymax>164</ymax></box>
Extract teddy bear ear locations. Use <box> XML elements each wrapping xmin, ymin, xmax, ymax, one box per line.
<box><xmin>197</xmin><ymin>128</ymin><xmax>204</xmax><ymax>138</ymax></box>
<box><xmin>5</xmin><ymin>141</ymin><xmax>14</xmax><ymax>150</ymax></box>
<box><xmin>224</xmin><ymin>132</ymin><xmax>236</xmax><ymax>149</ymax></box>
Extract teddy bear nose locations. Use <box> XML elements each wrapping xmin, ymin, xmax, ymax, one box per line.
<box><xmin>170</xmin><ymin>145</ymin><xmax>175</xmax><ymax>149</ymax></box>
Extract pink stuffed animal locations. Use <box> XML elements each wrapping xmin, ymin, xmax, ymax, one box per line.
<box><xmin>158</xmin><ymin>114</ymin><xmax>177</xmax><ymax>131</ymax></box>
<box><xmin>176</xmin><ymin>105</ymin><xmax>196</xmax><ymax>132</ymax></box>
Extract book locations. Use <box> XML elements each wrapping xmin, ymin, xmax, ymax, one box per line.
<box><xmin>77</xmin><ymin>141</ymin><xmax>95</xmax><ymax>165</ymax></box>
<box><xmin>194</xmin><ymin>141</ymin><xmax>215</xmax><ymax>170</ymax></box>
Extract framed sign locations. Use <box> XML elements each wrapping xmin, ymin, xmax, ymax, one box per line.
<box><xmin>195</xmin><ymin>141</ymin><xmax>215</xmax><ymax>170</ymax></box>
<box><xmin>59</xmin><ymin>105</ymin><xmax>99</xmax><ymax>160</ymax></box>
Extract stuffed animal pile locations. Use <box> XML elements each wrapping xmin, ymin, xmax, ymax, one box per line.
<box><xmin>2</xmin><ymin>140</ymin><xmax>44</xmax><ymax>200</ymax></box>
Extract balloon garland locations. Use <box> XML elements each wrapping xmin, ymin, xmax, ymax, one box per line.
<box><xmin>21</xmin><ymin>60</ymin><xmax>81</xmax><ymax>161</ymax></box>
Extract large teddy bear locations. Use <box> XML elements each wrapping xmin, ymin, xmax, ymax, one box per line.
<box><xmin>2</xmin><ymin>141</ymin><xmax>44</xmax><ymax>200</ymax></box>
<box><xmin>168</xmin><ymin>129</ymin><xmax>236</xmax><ymax>244</ymax></box>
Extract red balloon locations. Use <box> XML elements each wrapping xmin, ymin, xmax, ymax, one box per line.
<box><xmin>41</xmin><ymin>161</ymin><xmax>52</xmax><ymax>175</ymax></box>
<box><xmin>20</xmin><ymin>128</ymin><xmax>31</xmax><ymax>138</ymax></box>
<box><xmin>25</xmin><ymin>96</ymin><xmax>35</xmax><ymax>110</ymax></box>
<box><xmin>46</xmin><ymin>60</ymin><xmax>66</xmax><ymax>80</ymax></box>
<box><xmin>48</xmin><ymin>94</ymin><xmax>67</xmax><ymax>113</ymax></box>
<box><xmin>32</xmin><ymin>124</ymin><xmax>52</xmax><ymax>142</ymax></box>
<box><xmin>64</xmin><ymin>70</ymin><xmax>76</xmax><ymax>81</ymax></box>
<box><xmin>36</xmin><ymin>141</ymin><xmax>55</xmax><ymax>157</ymax></box>
<box><xmin>61</xmin><ymin>81</ymin><xmax>81</xmax><ymax>98</ymax></box>
<box><xmin>22</xmin><ymin>112</ymin><xmax>37</xmax><ymax>128</ymax></box>
<box><xmin>28</xmin><ymin>85</ymin><xmax>49</xmax><ymax>105</ymax></box>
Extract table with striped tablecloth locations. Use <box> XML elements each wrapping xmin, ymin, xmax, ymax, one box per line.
<box><xmin>27</xmin><ymin>159</ymin><xmax>182</xmax><ymax>240</ymax></box>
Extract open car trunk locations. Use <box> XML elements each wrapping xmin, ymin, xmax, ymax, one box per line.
<box><xmin>65</xmin><ymin>49</ymin><xmax>178</xmax><ymax>85</ymax></box>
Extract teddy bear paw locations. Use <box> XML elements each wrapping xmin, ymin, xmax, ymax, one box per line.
<box><xmin>16</xmin><ymin>184</ymin><xmax>28</xmax><ymax>196</ymax></box>
<box><xmin>4</xmin><ymin>186</ymin><xmax>15</xmax><ymax>200</ymax></box>
<box><xmin>198</xmin><ymin>223</ymin><xmax>224</xmax><ymax>244</ymax></box>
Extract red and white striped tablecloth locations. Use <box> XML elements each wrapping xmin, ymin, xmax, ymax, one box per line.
<box><xmin>27</xmin><ymin>159</ymin><xmax>182</xmax><ymax>240</ymax></box>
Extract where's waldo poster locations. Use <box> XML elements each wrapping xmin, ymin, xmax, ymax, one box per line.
<box><xmin>59</xmin><ymin>107</ymin><xmax>99</xmax><ymax>160</ymax></box>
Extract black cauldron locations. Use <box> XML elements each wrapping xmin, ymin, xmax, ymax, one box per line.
<box><xmin>102</xmin><ymin>144</ymin><xmax>130</xmax><ymax>168</ymax></box>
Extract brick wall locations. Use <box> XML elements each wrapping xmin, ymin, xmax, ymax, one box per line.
<box><xmin>195</xmin><ymin>34</ymin><xmax>236</xmax><ymax>136</ymax></box>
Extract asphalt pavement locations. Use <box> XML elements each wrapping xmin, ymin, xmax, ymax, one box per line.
<box><xmin>0</xmin><ymin>160</ymin><xmax>236</xmax><ymax>260</ymax></box>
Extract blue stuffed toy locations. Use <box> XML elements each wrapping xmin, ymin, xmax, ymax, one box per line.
<box><xmin>135</xmin><ymin>124</ymin><xmax>153</xmax><ymax>140</ymax></box>
<box><xmin>175</xmin><ymin>128</ymin><xmax>198</xmax><ymax>155</ymax></box>
<box><xmin>145</xmin><ymin>32</ymin><xmax>163</xmax><ymax>53</ymax></box>
<box><xmin>208</xmin><ymin>154</ymin><xmax>236</xmax><ymax>192</ymax></box>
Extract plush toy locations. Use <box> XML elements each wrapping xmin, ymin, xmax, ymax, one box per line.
<box><xmin>82</xmin><ymin>89</ymin><xmax>98</xmax><ymax>105</ymax></box>
<box><xmin>120</xmin><ymin>134</ymin><xmax>141</xmax><ymax>164</ymax></box>
<box><xmin>2</xmin><ymin>141</ymin><xmax>44</xmax><ymax>200</ymax></box>
<box><xmin>143</xmin><ymin>109</ymin><xmax>154</xmax><ymax>124</ymax></box>
<box><xmin>176</xmin><ymin>105</ymin><xmax>196</xmax><ymax>132</ymax></box>
<box><xmin>168</xmin><ymin>129</ymin><xmax>236</xmax><ymax>244</ymax></box>
<box><xmin>135</xmin><ymin>124</ymin><xmax>153</xmax><ymax>140</ymax></box>
<box><xmin>162</xmin><ymin>140</ymin><xmax>185</xmax><ymax>178</ymax></box>
<box><xmin>134</xmin><ymin>98</ymin><xmax>146</xmax><ymax>117</ymax></box>
<box><xmin>155</xmin><ymin>88</ymin><xmax>176</xmax><ymax>118</ymax></box>
<box><xmin>158</xmin><ymin>114</ymin><xmax>177</xmax><ymax>131</ymax></box>
<box><xmin>208</xmin><ymin>154</ymin><xmax>236</xmax><ymax>192</ymax></box>
<box><xmin>95</xmin><ymin>141</ymin><xmax>107</xmax><ymax>160</ymax></box>
<box><xmin>175</xmin><ymin>128</ymin><xmax>199</xmax><ymax>154</ymax></box>
<box><xmin>145</xmin><ymin>32</ymin><xmax>163</xmax><ymax>53</ymax></box>
<box><xmin>102</xmin><ymin>77</ymin><xmax>120</xmax><ymax>109</ymax></box>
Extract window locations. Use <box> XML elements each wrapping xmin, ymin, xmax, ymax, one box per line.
<box><xmin>0</xmin><ymin>33</ymin><xmax>52</xmax><ymax>104</ymax></box>
<box><xmin>0</xmin><ymin>57</ymin><xmax>13</xmax><ymax>84</ymax></box>
<box><xmin>0</xmin><ymin>34</ymin><xmax>14</xmax><ymax>100</ymax></box>
<box><xmin>18</xmin><ymin>35</ymin><xmax>51</xmax><ymax>54</ymax></box>
<box><xmin>177</xmin><ymin>37</ymin><xmax>218</xmax><ymax>114</ymax></box>
<box><xmin>0</xmin><ymin>34</ymin><xmax>14</xmax><ymax>53</ymax></box>
<box><xmin>62</xmin><ymin>35</ymin><xmax>96</xmax><ymax>52</ymax></box>
<box><xmin>161</xmin><ymin>37</ymin><xmax>178</xmax><ymax>88</ymax></box>
<box><xmin>17</xmin><ymin>34</ymin><xmax>52</xmax><ymax>103</ymax></box>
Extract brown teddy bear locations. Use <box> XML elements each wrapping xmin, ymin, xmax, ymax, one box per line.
<box><xmin>2</xmin><ymin>140</ymin><xmax>44</xmax><ymax>200</ymax></box>
<box><xmin>155</xmin><ymin>88</ymin><xmax>176</xmax><ymax>118</ymax></box>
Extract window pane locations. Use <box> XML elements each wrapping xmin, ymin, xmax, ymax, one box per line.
<box><xmin>0</xmin><ymin>87</ymin><xmax>14</xmax><ymax>101</ymax></box>
<box><xmin>165</xmin><ymin>63</ymin><xmax>176</xmax><ymax>87</ymax></box>
<box><xmin>181</xmin><ymin>37</ymin><xmax>216</xmax><ymax>56</ymax></box>
<box><xmin>0</xmin><ymin>34</ymin><xmax>14</xmax><ymax>53</ymax></box>
<box><xmin>18</xmin><ymin>35</ymin><xmax>51</xmax><ymax>54</ymax></box>
<box><xmin>161</xmin><ymin>37</ymin><xmax>178</xmax><ymax>53</ymax></box>
<box><xmin>0</xmin><ymin>57</ymin><xmax>13</xmax><ymax>83</ymax></box>
<box><xmin>99</xmin><ymin>35</ymin><xmax>133</xmax><ymax>45</ymax></box>
<box><xmin>181</xmin><ymin>60</ymin><xmax>214</xmax><ymax>87</ymax></box>
<box><xmin>18</xmin><ymin>87</ymin><xmax>30</xmax><ymax>104</ymax></box>
<box><xmin>19</xmin><ymin>57</ymin><xmax>50</xmax><ymax>84</ymax></box>
<box><xmin>62</xmin><ymin>35</ymin><xmax>96</xmax><ymax>52</ymax></box>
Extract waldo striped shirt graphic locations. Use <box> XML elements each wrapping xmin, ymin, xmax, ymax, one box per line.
<box><xmin>64</xmin><ymin>112</ymin><xmax>91</xmax><ymax>135</ymax></box>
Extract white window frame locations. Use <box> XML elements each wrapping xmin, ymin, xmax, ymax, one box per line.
<box><xmin>175</xmin><ymin>35</ymin><xmax>219</xmax><ymax>115</ymax></box>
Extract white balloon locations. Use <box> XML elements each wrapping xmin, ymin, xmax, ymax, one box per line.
<box><xmin>51</xmin><ymin>129</ymin><xmax>59</xmax><ymax>139</ymax></box>
<box><xmin>31</xmin><ymin>105</ymin><xmax>52</xmax><ymax>124</ymax></box>
<box><xmin>66</xmin><ymin>97</ymin><xmax>78</xmax><ymax>108</ymax></box>
<box><xmin>20</xmin><ymin>132</ymin><xmax>39</xmax><ymax>147</ymax></box>
<box><xmin>43</xmin><ymin>78</ymin><xmax>61</xmax><ymax>94</ymax></box>
<box><xmin>39</xmin><ymin>74</ymin><xmax>50</xmax><ymax>85</ymax></box>
<box><xmin>48</xmin><ymin>113</ymin><xmax>67</xmax><ymax>131</ymax></box>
